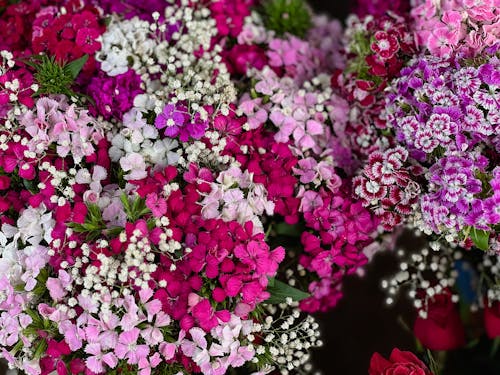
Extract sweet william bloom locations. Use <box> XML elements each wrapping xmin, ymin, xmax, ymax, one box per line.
<box><xmin>155</xmin><ymin>103</ymin><xmax>187</xmax><ymax>138</ymax></box>
<box><xmin>85</xmin><ymin>343</ymin><xmax>118</xmax><ymax>373</ymax></box>
<box><xmin>191</xmin><ymin>299</ymin><xmax>231</xmax><ymax>332</ymax></box>
<box><xmin>145</xmin><ymin>193</ymin><xmax>167</xmax><ymax>217</ymax></box>
<box><xmin>413</xmin><ymin>292</ymin><xmax>465</xmax><ymax>351</ymax></box>
<box><xmin>120</xmin><ymin>152</ymin><xmax>147</xmax><ymax>180</ymax></box>
<box><xmin>40</xmin><ymin>339</ymin><xmax>72</xmax><ymax>375</ymax></box>
<box><xmin>226</xmin><ymin>44</ymin><xmax>267</xmax><ymax>75</ymax></box>
<box><xmin>75</xmin><ymin>28</ymin><xmax>101</xmax><ymax>54</ymax></box>
<box><xmin>115</xmin><ymin>328</ymin><xmax>150</xmax><ymax>365</ymax></box>
<box><xmin>46</xmin><ymin>270</ymin><xmax>71</xmax><ymax>301</ymax></box>
<box><xmin>2</xmin><ymin>143</ymin><xmax>36</xmax><ymax>180</ymax></box>
<box><xmin>369</xmin><ymin>348</ymin><xmax>433</xmax><ymax>375</ymax></box>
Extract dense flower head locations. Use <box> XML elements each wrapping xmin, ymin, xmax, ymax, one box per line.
<box><xmin>209</xmin><ymin>0</ymin><xmax>257</xmax><ymax>38</ymax></box>
<box><xmin>32</xmin><ymin>3</ymin><xmax>104</xmax><ymax>74</ymax></box>
<box><xmin>385</xmin><ymin>54</ymin><xmax>500</xmax><ymax>246</ymax></box>
<box><xmin>338</xmin><ymin>12</ymin><xmax>416</xmax><ymax>147</ymax></box>
<box><xmin>0</xmin><ymin>0</ymin><xmax>335</xmax><ymax>372</ymax></box>
<box><xmin>0</xmin><ymin>0</ymin><xmax>55</xmax><ymax>53</ymax></box>
<box><xmin>0</xmin><ymin>0</ymin><xmax>460</xmax><ymax>373</ymax></box>
<box><xmin>354</xmin><ymin>146</ymin><xmax>423</xmax><ymax>231</ymax></box>
<box><xmin>0</xmin><ymin>51</ymin><xmax>36</xmax><ymax>118</ymax></box>
<box><xmin>411</xmin><ymin>0</ymin><xmax>500</xmax><ymax>58</ymax></box>
<box><xmin>298</xmin><ymin>186</ymin><xmax>379</xmax><ymax>312</ymax></box>
<box><xmin>87</xmin><ymin>69</ymin><xmax>143</xmax><ymax>121</ymax></box>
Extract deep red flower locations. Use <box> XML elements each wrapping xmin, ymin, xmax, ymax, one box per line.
<box><xmin>369</xmin><ymin>348</ymin><xmax>433</xmax><ymax>375</ymax></box>
<box><xmin>413</xmin><ymin>292</ymin><xmax>466</xmax><ymax>351</ymax></box>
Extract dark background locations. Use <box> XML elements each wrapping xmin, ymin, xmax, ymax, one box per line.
<box><xmin>313</xmin><ymin>251</ymin><xmax>415</xmax><ymax>374</ymax></box>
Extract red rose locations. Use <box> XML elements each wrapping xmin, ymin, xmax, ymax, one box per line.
<box><xmin>369</xmin><ymin>348</ymin><xmax>433</xmax><ymax>375</ymax></box>
<box><xmin>413</xmin><ymin>292</ymin><xmax>466</xmax><ymax>351</ymax></box>
<box><xmin>484</xmin><ymin>299</ymin><xmax>500</xmax><ymax>339</ymax></box>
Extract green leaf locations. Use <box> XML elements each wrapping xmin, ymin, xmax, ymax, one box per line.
<box><xmin>265</xmin><ymin>278</ymin><xmax>309</xmax><ymax>305</ymax></box>
<box><xmin>64</xmin><ymin>54</ymin><xmax>88</xmax><ymax>80</ymax></box>
<box><xmin>470</xmin><ymin>227</ymin><xmax>490</xmax><ymax>251</ymax></box>
<box><xmin>33</xmin><ymin>339</ymin><xmax>47</xmax><ymax>359</ymax></box>
<box><xmin>121</xmin><ymin>193</ymin><xmax>132</xmax><ymax>214</ymax></box>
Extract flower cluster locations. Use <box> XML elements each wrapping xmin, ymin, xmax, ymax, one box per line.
<box><xmin>411</xmin><ymin>0</ymin><xmax>499</xmax><ymax>58</ymax></box>
<box><xmin>32</xmin><ymin>2</ymin><xmax>104</xmax><ymax>73</ymax></box>
<box><xmin>335</xmin><ymin>11</ymin><xmax>416</xmax><ymax>161</ymax></box>
<box><xmin>226</xmin><ymin>10</ymin><xmax>381</xmax><ymax>313</ymax></box>
<box><xmin>3</xmin><ymin>0</ymin><xmax>499</xmax><ymax>373</ymax></box>
<box><xmin>386</xmin><ymin>55</ymin><xmax>500</xmax><ymax>248</ymax></box>
<box><xmin>354</xmin><ymin>146</ymin><xmax>422</xmax><ymax>230</ymax></box>
<box><xmin>0</xmin><ymin>0</ymin><xmax>346</xmax><ymax>374</ymax></box>
<box><xmin>340</xmin><ymin>0</ymin><xmax>500</xmax><ymax>369</ymax></box>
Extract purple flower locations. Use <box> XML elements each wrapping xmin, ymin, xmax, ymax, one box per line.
<box><xmin>155</xmin><ymin>104</ymin><xmax>187</xmax><ymax>138</ymax></box>
<box><xmin>483</xmin><ymin>195</ymin><xmax>500</xmax><ymax>224</ymax></box>
<box><xmin>88</xmin><ymin>69</ymin><xmax>143</xmax><ymax>120</ymax></box>
<box><xmin>184</xmin><ymin>113</ymin><xmax>208</xmax><ymax>141</ymax></box>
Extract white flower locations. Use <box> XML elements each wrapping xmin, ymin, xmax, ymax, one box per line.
<box><xmin>119</xmin><ymin>153</ymin><xmax>147</xmax><ymax>180</ymax></box>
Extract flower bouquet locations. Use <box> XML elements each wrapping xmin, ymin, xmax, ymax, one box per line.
<box><xmin>0</xmin><ymin>0</ymin><xmax>499</xmax><ymax>374</ymax></box>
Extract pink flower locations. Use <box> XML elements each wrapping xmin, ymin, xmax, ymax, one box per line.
<box><xmin>371</xmin><ymin>31</ymin><xmax>399</xmax><ymax>59</ymax></box>
<box><xmin>300</xmin><ymin>191</ymin><xmax>323</xmax><ymax>213</ymax></box>
<box><xmin>138</xmin><ymin>353</ymin><xmax>162</xmax><ymax>375</ymax></box>
<box><xmin>46</xmin><ymin>270</ymin><xmax>71</xmax><ymax>301</ymax></box>
<box><xmin>225</xmin><ymin>276</ymin><xmax>243</xmax><ymax>297</ymax></box>
<box><xmin>115</xmin><ymin>328</ymin><xmax>150</xmax><ymax>365</ymax></box>
<box><xmin>145</xmin><ymin>193</ymin><xmax>167</xmax><ymax>217</ymax></box>
<box><xmin>310</xmin><ymin>251</ymin><xmax>334</xmax><ymax>278</ymax></box>
<box><xmin>2</xmin><ymin>143</ymin><xmax>36</xmax><ymax>180</ymax></box>
<box><xmin>41</xmin><ymin>339</ymin><xmax>72</xmax><ymax>375</ymax></box>
<box><xmin>85</xmin><ymin>343</ymin><xmax>118</xmax><ymax>373</ymax></box>
<box><xmin>191</xmin><ymin>299</ymin><xmax>230</xmax><ymax>332</ymax></box>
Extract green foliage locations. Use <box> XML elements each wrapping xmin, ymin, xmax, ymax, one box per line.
<box><xmin>273</xmin><ymin>222</ymin><xmax>304</xmax><ymax>237</ymax></box>
<box><xmin>68</xmin><ymin>195</ymin><xmax>150</xmax><ymax>241</ymax></box>
<box><xmin>120</xmin><ymin>193</ymin><xmax>151</xmax><ymax>222</ymax></box>
<box><xmin>469</xmin><ymin>226</ymin><xmax>490</xmax><ymax>251</ymax></box>
<box><xmin>345</xmin><ymin>31</ymin><xmax>383</xmax><ymax>84</ymax></box>
<box><xmin>22</xmin><ymin>308</ymin><xmax>58</xmax><ymax>359</ymax></box>
<box><xmin>32</xmin><ymin>267</ymin><xmax>50</xmax><ymax>297</ymax></box>
<box><xmin>265</xmin><ymin>277</ymin><xmax>309</xmax><ymax>304</ymax></box>
<box><xmin>28</xmin><ymin>54</ymin><xmax>88</xmax><ymax>97</ymax></box>
<box><xmin>261</xmin><ymin>0</ymin><xmax>312</xmax><ymax>38</ymax></box>
<box><xmin>68</xmin><ymin>202</ymin><xmax>108</xmax><ymax>241</ymax></box>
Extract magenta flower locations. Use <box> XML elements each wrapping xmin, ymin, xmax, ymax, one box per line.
<box><xmin>75</xmin><ymin>28</ymin><xmax>101</xmax><ymax>54</ymax></box>
<box><xmin>191</xmin><ymin>299</ymin><xmax>230</xmax><ymax>332</ymax></box>
<box><xmin>155</xmin><ymin>104</ymin><xmax>187</xmax><ymax>138</ymax></box>
<box><xmin>145</xmin><ymin>193</ymin><xmax>168</xmax><ymax>218</ymax></box>
<box><xmin>2</xmin><ymin>143</ymin><xmax>36</xmax><ymax>180</ymax></box>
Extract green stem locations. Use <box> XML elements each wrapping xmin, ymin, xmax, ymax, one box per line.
<box><xmin>491</xmin><ymin>337</ymin><xmax>500</xmax><ymax>358</ymax></box>
<box><xmin>427</xmin><ymin>349</ymin><xmax>446</xmax><ymax>375</ymax></box>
